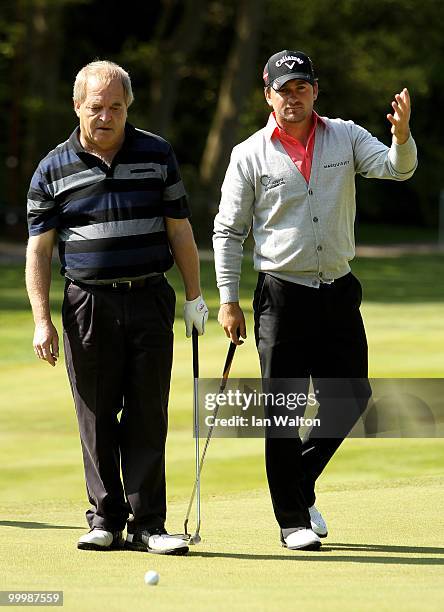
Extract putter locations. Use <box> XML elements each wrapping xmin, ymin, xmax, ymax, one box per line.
<box><xmin>181</xmin><ymin>328</ymin><xmax>238</xmax><ymax>545</ymax></box>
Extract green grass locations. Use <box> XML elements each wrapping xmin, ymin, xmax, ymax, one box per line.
<box><xmin>1</xmin><ymin>477</ymin><xmax>443</xmax><ymax>612</ymax></box>
<box><xmin>0</xmin><ymin>256</ymin><xmax>443</xmax><ymax>611</ymax></box>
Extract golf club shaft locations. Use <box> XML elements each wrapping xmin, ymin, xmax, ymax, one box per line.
<box><xmin>184</xmin><ymin>335</ymin><xmax>238</xmax><ymax>536</ymax></box>
<box><xmin>192</xmin><ymin>328</ymin><xmax>200</xmax><ymax>535</ymax></box>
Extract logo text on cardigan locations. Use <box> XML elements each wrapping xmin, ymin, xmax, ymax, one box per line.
<box><xmin>260</xmin><ymin>175</ymin><xmax>286</xmax><ymax>191</ymax></box>
<box><xmin>323</xmin><ymin>160</ymin><xmax>351</xmax><ymax>169</ymax></box>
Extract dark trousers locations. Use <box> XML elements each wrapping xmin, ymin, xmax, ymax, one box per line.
<box><xmin>62</xmin><ymin>276</ymin><xmax>175</xmax><ymax>532</ymax></box>
<box><xmin>253</xmin><ymin>272</ymin><xmax>371</xmax><ymax>529</ymax></box>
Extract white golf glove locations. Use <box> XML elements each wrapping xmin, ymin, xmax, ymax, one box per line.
<box><xmin>184</xmin><ymin>295</ymin><xmax>209</xmax><ymax>337</ymax></box>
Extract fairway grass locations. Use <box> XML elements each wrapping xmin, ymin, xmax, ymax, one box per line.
<box><xmin>1</xmin><ymin>256</ymin><xmax>443</xmax><ymax>610</ymax></box>
<box><xmin>1</xmin><ymin>475</ymin><xmax>443</xmax><ymax>612</ymax></box>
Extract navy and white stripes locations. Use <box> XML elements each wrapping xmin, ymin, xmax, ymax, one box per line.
<box><xmin>27</xmin><ymin>123</ymin><xmax>190</xmax><ymax>283</ymax></box>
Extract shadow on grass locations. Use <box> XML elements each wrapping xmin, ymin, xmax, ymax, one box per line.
<box><xmin>351</xmin><ymin>256</ymin><xmax>444</xmax><ymax>303</ymax></box>
<box><xmin>0</xmin><ymin>520</ymin><xmax>83</xmax><ymax>530</ymax></box>
<box><xmin>188</xmin><ymin>543</ymin><xmax>444</xmax><ymax>564</ymax></box>
<box><xmin>327</xmin><ymin>542</ymin><xmax>444</xmax><ymax>554</ymax></box>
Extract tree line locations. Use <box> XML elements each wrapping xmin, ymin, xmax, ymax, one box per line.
<box><xmin>1</xmin><ymin>0</ymin><xmax>443</xmax><ymax>241</ymax></box>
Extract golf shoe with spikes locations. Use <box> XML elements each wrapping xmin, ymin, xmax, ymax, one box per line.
<box><xmin>309</xmin><ymin>505</ymin><xmax>328</xmax><ymax>538</ymax></box>
<box><xmin>126</xmin><ymin>526</ymin><xmax>189</xmax><ymax>555</ymax></box>
<box><xmin>281</xmin><ymin>528</ymin><xmax>321</xmax><ymax>551</ymax></box>
<box><xmin>77</xmin><ymin>528</ymin><xmax>125</xmax><ymax>550</ymax></box>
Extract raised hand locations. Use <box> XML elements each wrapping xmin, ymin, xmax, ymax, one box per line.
<box><xmin>387</xmin><ymin>88</ymin><xmax>411</xmax><ymax>145</ymax></box>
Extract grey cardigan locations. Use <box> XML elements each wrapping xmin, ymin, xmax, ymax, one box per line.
<box><xmin>213</xmin><ymin>115</ymin><xmax>417</xmax><ymax>303</ymax></box>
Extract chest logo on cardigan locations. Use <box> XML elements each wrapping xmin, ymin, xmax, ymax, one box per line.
<box><xmin>260</xmin><ymin>175</ymin><xmax>285</xmax><ymax>191</ymax></box>
<box><xmin>323</xmin><ymin>160</ymin><xmax>351</xmax><ymax>169</ymax></box>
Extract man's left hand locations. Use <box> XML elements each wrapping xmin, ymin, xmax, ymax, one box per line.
<box><xmin>387</xmin><ymin>87</ymin><xmax>411</xmax><ymax>145</ymax></box>
<box><xmin>184</xmin><ymin>295</ymin><xmax>209</xmax><ymax>336</ymax></box>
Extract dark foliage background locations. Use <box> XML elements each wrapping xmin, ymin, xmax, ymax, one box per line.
<box><xmin>1</xmin><ymin>0</ymin><xmax>443</xmax><ymax>241</ymax></box>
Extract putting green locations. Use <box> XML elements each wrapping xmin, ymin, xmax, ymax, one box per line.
<box><xmin>1</xmin><ymin>256</ymin><xmax>443</xmax><ymax>610</ymax></box>
<box><xmin>1</xmin><ymin>470</ymin><xmax>443</xmax><ymax>612</ymax></box>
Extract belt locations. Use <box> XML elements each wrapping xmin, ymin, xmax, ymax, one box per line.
<box><xmin>68</xmin><ymin>274</ymin><xmax>164</xmax><ymax>292</ymax></box>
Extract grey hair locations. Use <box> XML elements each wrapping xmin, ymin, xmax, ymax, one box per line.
<box><xmin>73</xmin><ymin>60</ymin><xmax>134</xmax><ymax>107</ymax></box>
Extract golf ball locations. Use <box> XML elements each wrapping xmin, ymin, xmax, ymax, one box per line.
<box><xmin>144</xmin><ymin>570</ymin><xmax>159</xmax><ymax>586</ymax></box>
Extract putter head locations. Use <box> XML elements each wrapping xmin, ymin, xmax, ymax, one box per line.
<box><xmin>175</xmin><ymin>532</ymin><xmax>201</xmax><ymax>546</ymax></box>
<box><xmin>188</xmin><ymin>533</ymin><xmax>201</xmax><ymax>545</ymax></box>
<box><xmin>182</xmin><ymin>518</ymin><xmax>201</xmax><ymax>545</ymax></box>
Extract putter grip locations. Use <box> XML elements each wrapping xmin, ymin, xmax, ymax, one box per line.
<box><xmin>222</xmin><ymin>342</ymin><xmax>237</xmax><ymax>379</ymax></box>
<box><xmin>192</xmin><ymin>326</ymin><xmax>199</xmax><ymax>379</ymax></box>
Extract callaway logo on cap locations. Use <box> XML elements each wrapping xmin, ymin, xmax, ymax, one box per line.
<box><xmin>263</xmin><ymin>50</ymin><xmax>315</xmax><ymax>90</ymax></box>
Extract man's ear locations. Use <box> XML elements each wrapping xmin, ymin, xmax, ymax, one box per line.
<box><xmin>313</xmin><ymin>81</ymin><xmax>319</xmax><ymax>102</ymax></box>
<box><xmin>73</xmin><ymin>101</ymin><xmax>80</xmax><ymax>117</ymax></box>
<box><xmin>264</xmin><ymin>87</ymin><xmax>273</xmax><ymax>107</ymax></box>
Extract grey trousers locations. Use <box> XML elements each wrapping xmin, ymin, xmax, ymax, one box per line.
<box><xmin>63</xmin><ymin>276</ymin><xmax>175</xmax><ymax>532</ymax></box>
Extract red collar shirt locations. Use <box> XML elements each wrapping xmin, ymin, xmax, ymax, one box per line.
<box><xmin>268</xmin><ymin>111</ymin><xmax>325</xmax><ymax>183</ymax></box>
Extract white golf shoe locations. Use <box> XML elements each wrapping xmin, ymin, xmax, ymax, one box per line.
<box><xmin>126</xmin><ymin>527</ymin><xmax>189</xmax><ymax>555</ymax></box>
<box><xmin>77</xmin><ymin>528</ymin><xmax>124</xmax><ymax>550</ymax></box>
<box><xmin>309</xmin><ymin>505</ymin><xmax>328</xmax><ymax>538</ymax></box>
<box><xmin>281</xmin><ymin>527</ymin><xmax>321</xmax><ymax>550</ymax></box>
<box><xmin>281</xmin><ymin>528</ymin><xmax>321</xmax><ymax>550</ymax></box>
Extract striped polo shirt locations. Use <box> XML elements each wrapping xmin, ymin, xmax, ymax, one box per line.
<box><xmin>27</xmin><ymin>123</ymin><xmax>190</xmax><ymax>283</ymax></box>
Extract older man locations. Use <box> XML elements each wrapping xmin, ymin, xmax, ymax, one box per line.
<box><xmin>213</xmin><ymin>50</ymin><xmax>417</xmax><ymax>550</ymax></box>
<box><xmin>26</xmin><ymin>60</ymin><xmax>208</xmax><ymax>555</ymax></box>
